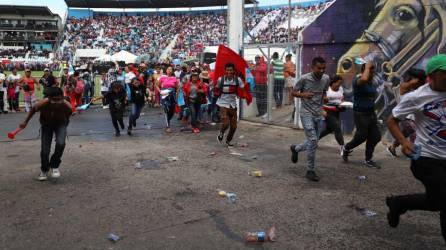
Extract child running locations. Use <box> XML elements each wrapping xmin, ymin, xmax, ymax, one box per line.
<box><xmin>94</xmin><ymin>82</ymin><xmax>127</xmax><ymax>136</ymax></box>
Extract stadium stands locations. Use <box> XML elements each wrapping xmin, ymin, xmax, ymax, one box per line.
<box><xmin>0</xmin><ymin>5</ymin><xmax>63</xmax><ymax>69</ymax></box>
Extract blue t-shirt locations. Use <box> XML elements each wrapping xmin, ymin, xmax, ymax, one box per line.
<box><xmin>352</xmin><ymin>76</ymin><xmax>377</xmax><ymax>112</ymax></box>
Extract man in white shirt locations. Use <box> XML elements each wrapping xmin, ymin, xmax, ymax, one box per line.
<box><xmin>0</xmin><ymin>69</ymin><xmax>6</xmax><ymax>113</ymax></box>
<box><xmin>386</xmin><ymin>54</ymin><xmax>446</xmax><ymax>243</ymax></box>
<box><xmin>6</xmin><ymin>68</ymin><xmax>22</xmax><ymax>112</ymax></box>
<box><xmin>124</xmin><ymin>66</ymin><xmax>136</xmax><ymax>85</ymax></box>
<box><xmin>215</xmin><ymin>63</ymin><xmax>244</xmax><ymax>147</ymax></box>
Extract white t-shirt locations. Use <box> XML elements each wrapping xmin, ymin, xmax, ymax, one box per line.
<box><xmin>392</xmin><ymin>84</ymin><xmax>446</xmax><ymax>160</ymax></box>
<box><xmin>0</xmin><ymin>73</ymin><xmax>6</xmax><ymax>91</ymax></box>
<box><xmin>124</xmin><ymin>72</ymin><xmax>136</xmax><ymax>84</ymax></box>
<box><xmin>326</xmin><ymin>86</ymin><xmax>343</xmax><ymax>105</ymax></box>
<box><xmin>174</xmin><ymin>70</ymin><xmax>182</xmax><ymax>79</ymax></box>
<box><xmin>7</xmin><ymin>74</ymin><xmax>21</xmax><ymax>93</ymax></box>
<box><xmin>216</xmin><ymin>76</ymin><xmax>244</xmax><ymax>109</ymax></box>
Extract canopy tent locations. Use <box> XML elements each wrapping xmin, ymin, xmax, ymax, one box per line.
<box><xmin>94</xmin><ymin>54</ymin><xmax>113</xmax><ymax>62</ymax></box>
<box><xmin>111</xmin><ymin>50</ymin><xmax>137</xmax><ymax>64</ymax></box>
<box><xmin>75</xmin><ymin>49</ymin><xmax>107</xmax><ymax>59</ymax></box>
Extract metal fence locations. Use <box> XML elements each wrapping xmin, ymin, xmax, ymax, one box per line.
<box><xmin>241</xmin><ymin>43</ymin><xmax>302</xmax><ymax>129</ymax></box>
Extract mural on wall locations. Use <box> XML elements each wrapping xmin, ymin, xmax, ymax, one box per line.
<box><xmin>337</xmin><ymin>0</ymin><xmax>446</xmax><ymax>120</ymax></box>
<box><xmin>301</xmin><ymin>0</ymin><xmax>446</xmax><ymax>132</ymax></box>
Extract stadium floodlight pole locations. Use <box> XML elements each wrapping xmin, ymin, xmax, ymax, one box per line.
<box><xmin>288</xmin><ymin>0</ymin><xmax>291</xmax><ymax>44</ymax></box>
<box><xmin>267</xmin><ymin>46</ymin><xmax>272</xmax><ymax>122</ymax></box>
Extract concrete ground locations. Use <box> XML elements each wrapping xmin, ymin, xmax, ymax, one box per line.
<box><xmin>0</xmin><ymin>106</ymin><xmax>444</xmax><ymax>250</ymax></box>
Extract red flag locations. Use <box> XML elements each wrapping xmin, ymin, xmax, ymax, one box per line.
<box><xmin>213</xmin><ymin>44</ymin><xmax>252</xmax><ymax>105</ymax></box>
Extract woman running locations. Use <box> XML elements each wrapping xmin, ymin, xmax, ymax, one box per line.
<box><xmin>319</xmin><ymin>75</ymin><xmax>345</xmax><ymax>149</ymax></box>
<box><xmin>158</xmin><ymin>66</ymin><xmax>179</xmax><ymax>133</ymax></box>
<box><xmin>183</xmin><ymin>72</ymin><xmax>208</xmax><ymax>133</ymax></box>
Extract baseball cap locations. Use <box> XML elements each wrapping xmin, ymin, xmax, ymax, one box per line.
<box><xmin>44</xmin><ymin>68</ymin><xmax>50</xmax><ymax>72</ymax></box>
<box><xmin>426</xmin><ymin>54</ymin><xmax>446</xmax><ymax>75</ymax></box>
<box><xmin>24</xmin><ymin>68</ymin><xmax>31</xmax><ymax>72</ymax></box>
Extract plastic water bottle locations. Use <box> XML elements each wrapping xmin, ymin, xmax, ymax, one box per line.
<box><xmin>245</xmin><ymin>231</ymin><xmax>267</xmax><ymax>242</ymax></box>
<box><xmin>245</xmin><ymin>227</ymin><xmax>276</xmax><ymax>242</ymax></box>
<box><xmin>409</xmin><ymin>144</ymin><xmax>422</xmax><ymax>160</ymax></box>
<box><xmin>108</xmin><ymin>233</ymin><xmax>120</xmax><ymax>242</ymax></box>
<box><xmin>226</xmin><ymin>193</ymin><xmax>237</xmax><ymax>203</ymax></box>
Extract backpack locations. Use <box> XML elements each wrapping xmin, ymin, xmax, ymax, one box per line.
<box><xmin>75</xmin><ymin>80</ymin><xmax>85</xmax><ymax>94</ymax></box>
<box><xmin>214</xmin><ymin>77</ymin><xmax>239</xmax><ymax>97</ymax></box>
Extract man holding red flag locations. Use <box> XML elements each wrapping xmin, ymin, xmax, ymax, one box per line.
<box><xmin>213</xmin><ymin>45</ymin><xmax>252</xmax><ymax>146</ymax></box>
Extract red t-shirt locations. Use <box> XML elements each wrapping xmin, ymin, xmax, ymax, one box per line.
<box><xmin>23</xmin><ymin>77</ymin><xmax>35</xmax><ymax>92</ymax></box>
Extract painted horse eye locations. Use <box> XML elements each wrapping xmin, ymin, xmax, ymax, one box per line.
<box><xmin>393</xmin><ymin>6</ymin><xmax>416</xmax><ymax>24</ymax></box>
<box><xmin>341</xmin><ymin>58</ymin><xmax>353</xmax><ymax>72</ymax></box>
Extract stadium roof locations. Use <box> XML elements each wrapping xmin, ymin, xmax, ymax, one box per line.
<box><xmin>0</xmin><ymin>5</ymin><xmax>56</xmax><ymax>16</ymax></box>
<box><xmin>65</xmin><ymin>0</ymin><xmax>257</xmax><ymax>8</ymax></box>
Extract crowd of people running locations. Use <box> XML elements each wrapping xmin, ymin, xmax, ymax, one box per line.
<box><xmin>4</xmin><ymin>48</ymin><xmax>446</xmax><ymax>244</ymax></box>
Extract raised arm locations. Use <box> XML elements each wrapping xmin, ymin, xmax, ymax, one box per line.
<box><xmin>357</xmin><ymin>62</ymin><xmax>374</xmax><ymax>86</ymax></box>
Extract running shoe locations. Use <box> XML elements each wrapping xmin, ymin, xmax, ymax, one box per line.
<box><xmin>305</xmin><ymin>171</ymin><xmax>320</xmax><ymax>182</ymax></box>
<box><xmin>387</xmin><ymin>146</ymin><xmax>398</xmax><ymax>157</ymax></box>
<box><xmin>290</xmin><ymin>145</ymin><xmax>298</xmax><ymax>163</ymax></box>
<box><xmin>386</xmin><ymin>196</ymin><xmax>406</xmax><ymax>228</ymax></box>
<box><xmin>217</xmin><ymin>132</ymin><xmax>224</xmax><ymax>143</ymax></box>
<box><xmin>51</xmin><ymin>168</ymin><xmax>61</xmax><ymax>178</ymax></box>
<box><xmin>341</xmin><ymin>146</ymin><xmax>352</xmax><ymax>162</ymax></box>
<box><xmin>363</xmin><ymin>160</ymin><xmax>381</xmax><ymax>169</ymax></box>
<box><xmin>37</xmin><ymin>171</ymin><xmax>48</xmax><ymax>181</ymax></box>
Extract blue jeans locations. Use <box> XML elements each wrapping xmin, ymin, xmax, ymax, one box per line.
<box><xmin>128</xmin><ymin>103</ymin><xmax>143</xmax><ymax>129</ymax></box>
<box><xmin>293</xmin><ymin>114</ymin><xmax>323</xmax><ymax>171</ymax></box>
<box><xmin>274</xmin><ymin>79</ymin><xmax>285</xmax><ymax>107</ymax></box>
<box><xmin>41</xmin><ymin>125</ymin><xmax>67</xmax><ymax>172</ymax></box>
<box><xmin>82</xmin><ymin>83</ymin><xmax>94</xmax><ymax>104</ymax></box>
<box><xmin>189</xmin><ymin>102</ymin><xmax>201</xmax><ymax>128</ymax></box>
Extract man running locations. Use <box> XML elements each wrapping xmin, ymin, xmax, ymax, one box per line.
<box><xmin>290</xmin><ymin>57</ymin><xmax>330</xmax><ymax>182</ymax></box>
<box><xmin>216</xmin><ymin>63</ymin><xmax>244</xmax><ymax>147</ymax></box>
<box><xmin>19</xmin><ymin>87</ymin><xmax>72</xmax><ymax>181</ymax></box>
<box><xmin>387</xmin><ymin>68</ymin><xmax>426</xmax><ymax>157</ymax></box>
<box><xmin>386</xmin><ymin>54</ymin><xmax>446</xmax><ymax>243</ymax></box>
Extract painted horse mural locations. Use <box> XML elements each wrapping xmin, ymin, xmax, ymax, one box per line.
<box><xmin>337</xmin><ymin>0</ymin><xmax>446</xmax><ymax>120</ymax></box>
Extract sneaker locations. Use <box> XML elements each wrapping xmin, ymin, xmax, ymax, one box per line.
<box><xmin>261</xmin><ymin>114</ymin><xmax>268</xmax><ymax>119</ymax></box>
<box><xmin>102</xmin><ymin>105</ymin><xmax>109</xmax><ymax>109</ymax></box>
<box><xmin>305</xmin><ymin>171</ymin><xmax>320</xmax><ymax>182</ymax></box>
<box><xmin>364</xmin><ymin>160</ymin><xmax>381</xmax><ymax>169</ymax></box>
<box><xmin>387</xmin><ymin>146</ymin><xmax>398</xmax><ymax>157</ymax></box>
<box><xmin>210</xmin><ymin>122</ymin><xmax>217</xmax><ymax>126</ymax></box>
<box><xmin>226</xmin><ymin>141</ymin><xmax>235</xmax><ymax>147</ymax></box>
<box><xmin>127</xmin><ymin>129</ymin><xmax>132</xmax><ymax>136</ymax></box>
<box><xmin>165</xmin><ymin>127</ymin><xmax>172</xmax><ymax>133</ymax></box>
<box><xmin>37</xmin><ymin>171</ymin><xmax>48</xmax><ymax>181</ymax></box>
<box><xmin>386</xmin><ymin>196</ymin><xmax>405</xmax><ymax>228</ymax></box>
<box><xmin>290</xmin><ymin>145</ymin><xmax>298</xmax><ymax>163</ymax></box>
<box><xmin>217</xmin><ymin>132</ymin><xmax>224</xmax><ymax>143</ymax></box>
<box><xmin>51</xmin><ymin>168</ymin><xmax>60</xmax><ymax>178</ymax></box>
<box><xmin>115</xmin><ymin>131</ymin><xmax>121</xmax><ymax>137</ymax></box>
<box><xmin>193</xmin><ymin>128</ymin><xmax>200</xmax><ymax>134</ymax></box>
<box><xmin>341</xmin><ymin>146</ymin><xmax>352</xmax><ymax>162</ymax></box>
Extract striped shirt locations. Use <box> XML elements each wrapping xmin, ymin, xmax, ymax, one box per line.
<box><xmin>272</xmin><ymin>59</ymin><xmax>284</xmax><ymax>80</ymax></box>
